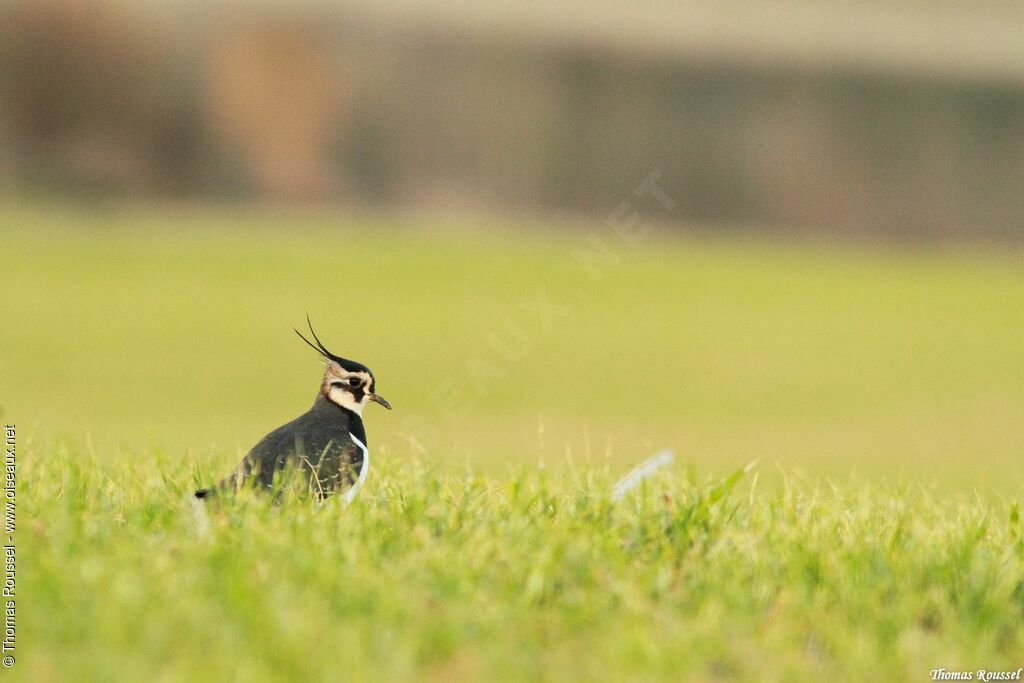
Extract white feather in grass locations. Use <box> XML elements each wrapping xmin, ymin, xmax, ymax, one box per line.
<box><xmin>611</xmin><ymin>449</ymin><xmax>675</xmax><ymax>501</ymax></box>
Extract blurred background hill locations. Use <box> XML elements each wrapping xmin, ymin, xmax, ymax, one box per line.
<box><xmin>2</xmin><ymin>0</ymin><xmax>1023</xmax><ymax>241</ymax></box>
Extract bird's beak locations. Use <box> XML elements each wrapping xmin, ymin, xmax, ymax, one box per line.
<box><xmin>369</xmin><ymin>393</ymin><xmax>392</xmax><ymax>410</ymax></box>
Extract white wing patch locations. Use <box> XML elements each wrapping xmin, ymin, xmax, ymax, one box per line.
<box><xmin>342</xmin><ymin>432</ymin><xmax>369</xmax><ymax>504</ymax></box>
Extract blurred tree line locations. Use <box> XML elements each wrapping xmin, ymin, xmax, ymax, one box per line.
<box><xmin>1</xmin><ymin>0</ymin><xmax>1022</xmax><ymax>240</ymax></box>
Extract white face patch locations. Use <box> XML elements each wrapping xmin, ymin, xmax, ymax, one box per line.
<box><xmin>323</xmin><ymin>369</ymin><xmax>373</xmax><ymax>415</ymax></box>
<box><xmin>327</xmin><ymin>385</ymin><xmax>366</xmax><ymax>415</ymax></box>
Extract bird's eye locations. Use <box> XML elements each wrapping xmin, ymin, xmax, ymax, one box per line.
<box><xmin>347</xmin><ymin>377</ymin><xmax>361</xmax><ymax>387</ymax></box>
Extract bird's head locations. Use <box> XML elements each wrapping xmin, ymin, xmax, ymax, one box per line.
<box><xmin>295</xmin><ymin>318</ymin><xmax>392</xmax><ymax>416</ymax></box>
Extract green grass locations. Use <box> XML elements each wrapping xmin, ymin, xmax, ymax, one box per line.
<box><xmin>20</xmin><ymin>454</ymin><xmax>1024</xmax><ymax>682</ymax></box>
<box><xmin>4</xmin><ymin>202</ymin><xmax>1024</xmax><ymax>680</ymax></box>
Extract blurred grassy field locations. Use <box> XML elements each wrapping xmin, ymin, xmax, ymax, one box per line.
<box><xmin>5</xmin><ymin>203</ymin><xmax>1024</xmax><ymax>681</ymax></box>
<box><xmin>3</xmin><ymin>202</ymin><xmax>1022</xmax><ymax>485</ymax></box>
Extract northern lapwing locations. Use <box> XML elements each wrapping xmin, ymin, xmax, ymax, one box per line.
<box><xmin>195</xmin><ymin>319</ymin><xmax>391</xmax><ymax>502</ymax></box>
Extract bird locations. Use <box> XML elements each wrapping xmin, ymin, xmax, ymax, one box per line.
<box><xmin>194</xmin><ymin>319</ymin><xmax>391</xmax><ymax>502</ymax></box>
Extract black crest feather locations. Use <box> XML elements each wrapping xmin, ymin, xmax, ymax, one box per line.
<box><xmin>294</xmin><ymin>315</ymin><xmax>369</xmax><ymax>374</ymax></box>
